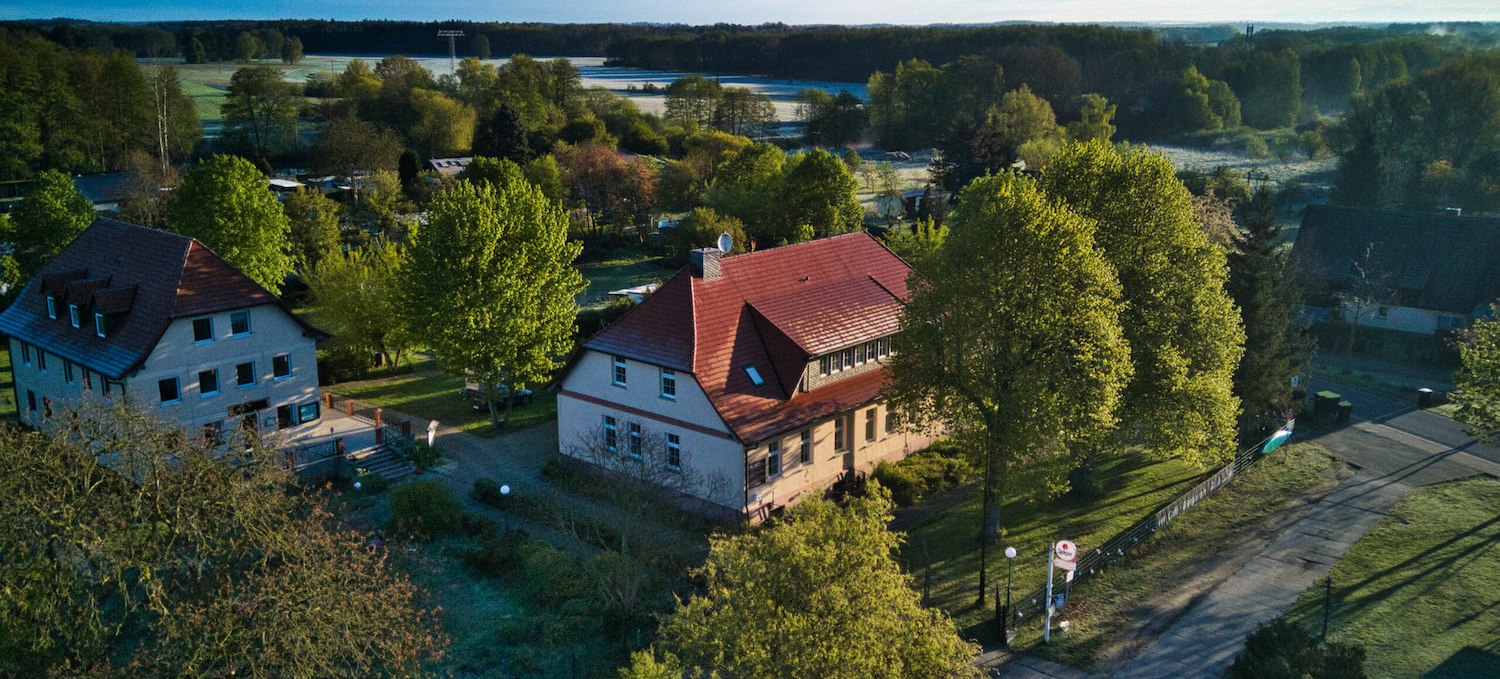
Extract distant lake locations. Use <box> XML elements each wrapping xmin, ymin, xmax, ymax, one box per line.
<box><xmin>291</xmin><ymin>54</ymin><xmax>868</xmax><ymax>121</ymax></box>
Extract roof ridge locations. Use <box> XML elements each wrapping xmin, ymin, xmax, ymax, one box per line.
<box><xmin>723</xmin><ymin>230</ymin><xmax>872</xmax><ymax>265</ymax></box>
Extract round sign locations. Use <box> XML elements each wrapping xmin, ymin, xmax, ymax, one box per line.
<box><xmin>1054</xmin><ymin>540</ymin><xmax>1077</xmax><ymax>561</ymax></box>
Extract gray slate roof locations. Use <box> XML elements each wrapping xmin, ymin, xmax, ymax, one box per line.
<box><xmin>1294</xmin><ymin>205</ymin><xmax>1500</xmax><ymax>315</ymax></box>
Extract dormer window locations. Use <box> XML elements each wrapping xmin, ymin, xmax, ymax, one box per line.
<box><xmin>68</xmin><ymin>304</ymin><xmax>80</xmax><ymax>328</ymax></box>
<box><xmin>192</xmin><ymin>317</ymin><xmax>214</xmax><ymax>343</ymax></box>
<box><xmin>46</xmin><ymin>296</ymin><xmax>56</xmax><ymax>320</ymax></box>
<box><xmin>745</xmin><ymin>365</ymin><xmax>765</xmax><ymax>387</ymax></box>
<box><xmin>94</xmin><ymin>312</ymin><xmax>107</xmax><ymax>338</ymax></box>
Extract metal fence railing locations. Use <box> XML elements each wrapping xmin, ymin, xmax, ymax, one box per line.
<box><xmin>1004</xmin><ymin>427</ymin><xmax>1289</xmax><ymax>628</ymax></box>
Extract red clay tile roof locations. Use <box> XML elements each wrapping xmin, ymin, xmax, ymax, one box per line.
<box><xmin>0</xmin><ymin>218</ymin><xmax>316</xmax><ymax>379</ymax></box>
<box><xmin>582</xmin><ymin>231</ymin><xmax>913</xmax><ymax>444</ymax></box>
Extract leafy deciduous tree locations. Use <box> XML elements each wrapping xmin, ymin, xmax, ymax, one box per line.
<box><xmin>168</xmin><ymin>155</ymin><xmax>295</xmax><ymax>293</ymax></box>
<box><xmin>404</xmin><ymin>176</ymin><xmax>584</xmax><ymax>429</ymax></box>
<box><xmin>221</xmin><ymin>66</ymin><xmax>301</xmax><ymax>160</ymax></box>
<box><xmin>282</xmin><ymin>187</ymin><xmax>342</xmax><ymax>271</ymax></box>
<box><xmin>1453</xmin><ymin>307</ymin><xmax>1500</xmax><ymax>443</ymax></box>
<box><xmin>642</xmin><ymin>486</ymin><xmax>980</xmax><ymax>679</ymax></box>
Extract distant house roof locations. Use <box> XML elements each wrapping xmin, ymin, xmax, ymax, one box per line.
<box><xmin>1294</xmin><ymin>205</ymin><xmax>1500</xmax><ymax>315</ymax></box>
<box><xmin>581</xmin><ymin>232</ymin><xmax>914</xmax><ymax>444</ymax></box>
<box><xmin>0</xmin><ymin>218</ymin><xmax>319</xmax><ymax>379</ymax></box>
<box><xmin>427</xmin><ymin>157</ymin><xmax>473</xmax><ymax>178</ymax></box>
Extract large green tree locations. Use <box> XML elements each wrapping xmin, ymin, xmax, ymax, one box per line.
<box><xmin>638</xmin><ymin>486</ymin><xmax>980</xmax><ymax>679</ymax></box>
<box><xmin>221</xmin><ymin>66</ymin><xmax>301</xmax><ymax>160</ymax></box>
<box><xmin>309</xmin><ymin>116</ymin><xmax>403</xmax><ymax>179</ymax></box>
<box><xmin>777</xmin><ymin>148</ymin><xmax>864</xmax><ymax>241</ymax></box>
<box><xmin>1042</xmin><ymin>142</ymin><xmax>1245</xmax><ymax>466</ymax></box>
<box><xmin>307</xmin><ymin>241</ymin><xmax>414</xmax><ymax>369</ymax></box>
<box><xmin>886</xmin><ymin>171</ymin><xmax>1132</xmax><ymax>603</ymax></box>
<box><xmin>168</xmin><ymin>155</ymin><xmax>295</xmax><ymax>293</ymax></box>
<box><xmin>404</xmin><ymin>176</ymin><xmax>584</xmax><ymax>429</ymax></box>
<box><xmin>282</xmin><ymin>187</ymin><xmax>342</xmax><ymax>271</ymax></box>
<box><xmin>1453</xmin><ymin>308</ymin><xmax>1500</xmax><ymax>443</ymax></box>
<box><xmin>12</xmin><ymin>169</ymin><xmax>95</xmax><ymax>278</ymax></box>
<box><xmin>0</xmin><ymin>403</ymin><xmax>444</xmax><ymax>676</ymax></box>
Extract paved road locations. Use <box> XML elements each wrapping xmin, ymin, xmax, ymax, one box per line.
<box><xmin>991</xmin><ymin>375</ymin><xmax>1497</xmax><ymax>678</ymax></box>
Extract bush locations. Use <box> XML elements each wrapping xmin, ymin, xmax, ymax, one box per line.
<box><xmin>471</xmin><ymin>477</ymin><xmax>508</xmax><ymax>506</ymax></box>
<box><xmin>518</xmin><ymin>539</ymin><xmax>590</xmax><ymax>604</ymax></box>
<box><xmin>1229</xmin><ymin>619</ymin><xmax>1367</xmax><ymax>679</ymax></box>
<box><xmin>462</xmin><ymin>522</ymin><xmax>534</xmax><ymax>576</ymax></box>
<box><xmin>390</xmin><ymin>479</ymin><xmax>464</xmax><ymax>538</ymax></box>
<box><xmin>540</xmin><ymin>457</ymin><xmax>574</xmax><ymax>481</ymax></box>
<box><xmin>408</xmin><ymin>442</ymin><xmax>442</xmax><ymax>471</ymax></box>
<box><xmin>352</xmin><ymin>470</ymin><xmax>389</xmax><ymax>493</ymax></box>
<box><xmin>871</xmin><ymin>440</ymin><xmax>978</xmax><ymax>507</ymax></box>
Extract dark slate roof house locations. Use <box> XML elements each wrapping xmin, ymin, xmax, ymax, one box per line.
<box><xmin>1294</xmin><ymin>205</ymin><xmax>1500</xmax><ymax>317</ymax></box>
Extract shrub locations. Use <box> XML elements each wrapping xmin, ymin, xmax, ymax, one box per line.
<box><xmin>408</xmin><ymin>442</ymin><xmax>442</xmax><ymax>471</ymax></box>
<box><xmin>352</xmin><ymin>470</ymin><xmax>389</xmax><ymax>493</ymax></box>
<box><xmin>471</xmin><ymin>477</ymin><xmax>506</xmax><ymax>506</ymax></box>
<box><xmin>462</xmin><ymin>522</ymin><xmax>534</xmax><ymax>576</ymax></box>
<box><xmin>1229</xmin><ymin>619</ymin><xmax>1366</xmax><ymax>679</ymax></box>
<box><xmin>518</xmin><ymin>539</ymin><xmax>590</xmax><ymax>604</ymax></box>
<box><xmin>871</xmin><ymin>441</ymin><xmax>978</xmax><ymax>506</ymax></box>
<box><xmin>390</xmin><ymin>479</ymin><xmax>464</xmax><ymax>537</ymax></box>
<box><xmin>540</xmin><ymin>457</ymin><xmax>574</xmax><ymax>481</ymax></box>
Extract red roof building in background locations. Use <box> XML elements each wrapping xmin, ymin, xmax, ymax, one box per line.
<box><xmin>554</xmin><ymin>232</ymin><xmax>937</xmax><ymax>521</ymax></box>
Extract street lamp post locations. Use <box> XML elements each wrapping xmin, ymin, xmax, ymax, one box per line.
<box><xmin>1002</xmin><ymin>546</ymin><xmax>1017</xmax><ymax>645</ymax></box>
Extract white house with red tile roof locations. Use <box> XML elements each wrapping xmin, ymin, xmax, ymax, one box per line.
<box><xmin>554</xmin><ymin>232</ymin><xmax>936</xmax><ymax>521</ymax></box>
<box><xmin>0</xmin><ymin>218</ymin><xmax>325</xmax><ymax>440</ymax></box>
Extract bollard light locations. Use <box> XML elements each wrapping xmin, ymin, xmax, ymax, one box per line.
<box><xmin>500</xmin><ymin>484</ymin><xmax>511</xmax><ymax>495</ymax></box>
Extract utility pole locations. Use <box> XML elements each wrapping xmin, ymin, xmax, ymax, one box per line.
<box><xmin>437</xmin><ymin>29</ymin><xmax>464</xmax><ymax>75</ymax></box>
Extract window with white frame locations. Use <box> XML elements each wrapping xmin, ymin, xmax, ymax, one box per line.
<box><xmin>885</xmin><ymin>405</ymin><xmax>896</xmax><ymax>434</ymax></box>
<box><xmin>37</xmin><ymin>350</ymin><xmax>46</xmax><ymax>371</ymax></box>
<box><xmin>660</xmin><ymin>368</ymin><xmax>677</xmax><ymax>400</ymax></box>
<box><xmin>800</xmin><ymin>430</ymin><xmax>811</xmax><ymax>464</ymax></box>
<box><xmin>666</xmin><ymin>433</ymin><xmax>681</xmax><ymax>471</ymax></box>
<box><xmin>94</xmin><ymin>312</ymin><xmax>107</xmax><ymax>338</ymax></box>
<box><xmin>68</xmin><ymin>304</ymin><xmax>80</xmax><ymax>328</ymax></box>
<box><xmin>865</xmin><ymin>408</ymin><xmax>877</xmax><ymax>442</ymax></box>
<box><xmin>612</xmin><ymin>356</ymin><xmax>627</xmax><ymax>386</ymax></box>
<box><xmin>603</xmin><ymin>415</ymin><xmax>618</xmax><ymax>452</ymax></box>
<box><xmin>46</xmin><ymin>296</ymin><xmax>56</xmax><ymax>319</ymax></box>
<box><xmin>767</xmin><ymin>440</ymin><xmax>782</xmax><ymax>478</ymax></box>
<box><xmin>628</xmin><ymin>422</ymin><xmax>642</xmax><ymax>458</ymax></box>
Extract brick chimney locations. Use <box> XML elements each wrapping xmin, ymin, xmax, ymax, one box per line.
<box><xmin>690</xmin><ymin>247</ymin><xmax>722</xmax><ymax>280</ymax></box>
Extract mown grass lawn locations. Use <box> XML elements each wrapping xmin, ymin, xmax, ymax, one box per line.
<box><xmin>1281</xmin><ymin>477</ymin><xmax>1500</xmax><ymax>679</ymax></box>
<box><xmin>901</xmin><ymin>449</ymin><xmax>1205</xmax><ymax>634</ymax></box>
<box><xmin>328</xmin><ymin>358</ymin><xmax>558</xmax><ymax>439</ymax></box>
<box><xmin>1022</xmin><ymin>444</ymin><xmax>1348</xmax><ymax>670</ymax></box>
<box><xmin>575</xmin><ymin>247</ymin><xmax>671</xmax><ymax>309</ymax></box>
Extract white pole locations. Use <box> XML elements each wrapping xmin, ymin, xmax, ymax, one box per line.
<box><xmin>1044</xmin><ymin>546</ymin><xmax>1055</xmax><ymax>643</ymax></box>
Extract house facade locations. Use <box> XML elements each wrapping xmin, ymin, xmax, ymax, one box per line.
<box><xmin>1295</xmin><ymin>205</ymin><xmax>1500</xmax><ymax>337</ymax></box>
<box><xmin>554</xmin><ymin>232</ymin><xmax>935</xmax><ymax>522</ymax></box>
<box><xmin>0</xmin><ymin>218</ymin><xmax>323</xmax><ymax>439</ymax></box>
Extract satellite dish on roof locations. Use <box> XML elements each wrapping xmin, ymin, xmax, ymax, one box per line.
<box><xmin>717</xmin><ymin>232</ymin><xmax>734</xmax><ymax>253</ymax></box>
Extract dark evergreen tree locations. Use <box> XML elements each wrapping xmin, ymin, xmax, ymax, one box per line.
<box><xmin>472</xmin><ymin>34</ymin><xmax>491</xmax><ymax>60</ymax></box>
<box><xmin>473</xmin><ymin>103</ymin><xmax>533</xmax><ymax>164</ymax></box>
<box><xmin>1228</xmin><ymin>190</ymin><xmax>1312</xmax><ymax>435</ymax></box>
<box><xmin>1333</xmin><ymin>129</ymin><xmax>1385</xmax><ymax>207</ymax></box>
<box><xmin>397</xmin><ymin>149</ymin><xmax>421</xmax><ymax>196</ymax></box>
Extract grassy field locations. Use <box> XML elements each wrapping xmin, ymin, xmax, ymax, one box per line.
<box><xmin>1022</xmin><ymin>444</ymin><xmax>1348</xmax><ymax>670</ymax></box>
<box><xmin>901</xmin><ymin>449</ymin><xmax>1205</xmax><ymax>634</ymax></box>
<box><xmin>1281</xmin><ymin>477</ymin><xmax>1500</xmax><ymax>679</ymax></box>
<box><xmin>328</xmin><ymin>358</ymin><xmax>558</xmax><ymax>438</ymax></box>
<box><xmin>575</xmin><ymin>247</ymin><xmax>672</xmax><ymax>309</ymax></box>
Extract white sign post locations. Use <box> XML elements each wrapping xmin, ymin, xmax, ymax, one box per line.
<box><xmin>1045</xmin><ymin>540</ymin><xmax>1077</xmax><ymax>643</ymax></box>
<box><xmin>427</xmin><ymin>420</ymin><xmax>439</xmax><ymax>448</ymax></box>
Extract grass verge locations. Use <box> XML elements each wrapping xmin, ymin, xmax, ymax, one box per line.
<box><xmin>328</xmin><ymin>359</ymin><xmax>557</xmax><ymax>438</ymax></box>
<box><xmin>1281</xmin><ymin>477</ymin><xmax>1500</xmax><ymax>679</ymax></box>
<box><xmin>901</xmin><ymin>449</ymin><xmax>1204</xmax><ymax>633</ymax></box>
<box><xmin>1020</xmin><ymin>444</ymin><xmax>1347</xmax><ymax>670</ymax></box>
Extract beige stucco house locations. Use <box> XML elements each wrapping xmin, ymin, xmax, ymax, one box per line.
<box><xmin>554</xmin><ymin>232</ymin><xmax>935</xmax><ymax>522</ymax></box>
<box><xmin>0</xmin><ymin>218</ymin><xmax>324</xmax><ymax>440</ymax></box>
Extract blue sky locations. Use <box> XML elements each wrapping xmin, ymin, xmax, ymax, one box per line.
<box><xmin>2</xmin><ymin>0</ymin><xmax>1495</xmax><ymax>24</ymax></box>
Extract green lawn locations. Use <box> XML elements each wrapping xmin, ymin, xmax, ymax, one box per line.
<box><xmin>1281</xmin><ymin>477</ymin><xmax>1500</xmax><ymax>679</ymax></box>
<box><xmin>329</xmin><ymin>359</ymin><xmax>558</xmax><ymax>439</ymax></box>
<box><xmin>575</xmin><ymin>247</ymin><xmax>671</xmax><ymax>309</ymax></box>
<box><xmin>1022</xmin><ymin>444</ymin><xmax>1347</xmax><ymax>669</ymax></box>
<box><xmin>901</xmin><ymin>449</ymin><xmax>1205</xmax><ymax>634</ymax></box>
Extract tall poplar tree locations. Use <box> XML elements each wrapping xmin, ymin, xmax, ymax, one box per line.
<box><xmin>1228</xmin><ymin>190</ymin><xmax>1311</xmax><ymax>432</ymax></box>
<box><xmin>886</xmin><ymin>171</ymin><xmax>1132</xmax><ymax>602</ymax></box>
<box><xmin>404</xmin><ymin>176</ymin><xmax>584</xmax><ymax>429</ymax></box>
